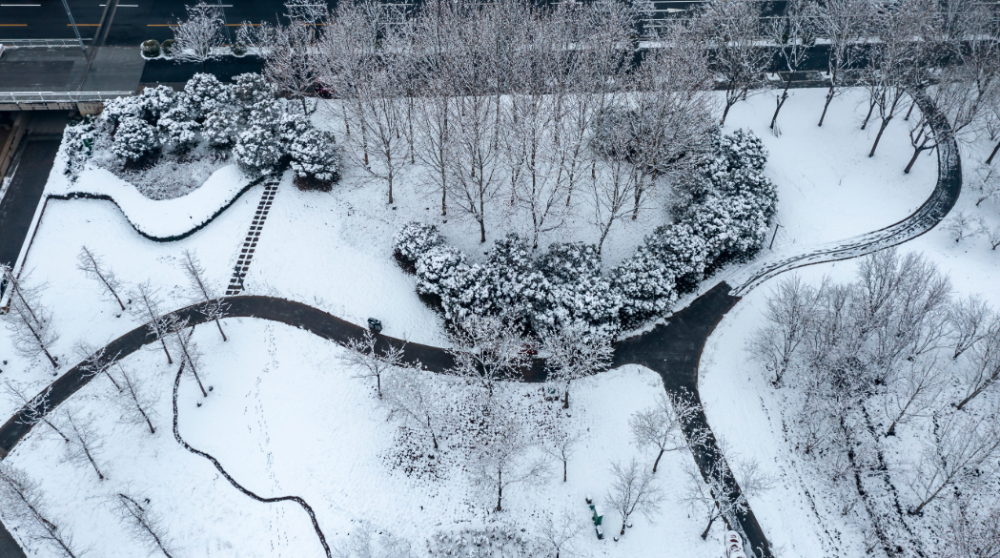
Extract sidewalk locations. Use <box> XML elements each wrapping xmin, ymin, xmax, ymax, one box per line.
<box><xmin>0</xmin><ymin>46</ymin><xmax>144</xmax><ymax>95</ymax></box>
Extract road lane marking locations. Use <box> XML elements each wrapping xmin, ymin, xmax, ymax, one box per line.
<box><xmin>100</xmin><ymin>3</ymin><xmax>139</xmax><ymax>5</ymax></box>
<box><xmin>1</xmin><ymin>4</ymin><xmax>41</xmax><ymax>6</ymax></box>
<box><xmin>0</xmin><ymin>23</ymin><xmax>28</xmax><ymax>25</ymax></box>
<box><xmin>67</xmin><ymin>23</ymin><xmax>101</xmax><ymax>25</ymax></box>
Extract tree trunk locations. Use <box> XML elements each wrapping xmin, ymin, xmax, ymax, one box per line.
<box><xmin>44</xmin><ymin>418</ymin><xmax>71</xmax><ymax>443</ymax></box>
<box><xmin>700</xmin><ymin>515</ymin><xmax>715</xmax><ymax>540</ymax></box>
<box><xmin>770</xmin><ymin>79</ymin><xmax>792</xmax><ymax>130</ymax></box>
<box><xmin>159</xmin><ymin>337</ymin><xmax>173</xmax><ymax>365</ymax></box>
<box><xmin>563</xmin><ymin>459</ymin><xmax>567</xmax><ymax>482</ymax></box>
<box><xmin>986</xmin><ymin>139</ymin><xmax>1000</xmax><ymax>165</ymax></box>
<box><xmin>869</xmin><ymin>117</ymin><xmax>892</xmax><ymax>157</ymax></box>
<box><xmin>563</xmin><ymin>382</ymin><xmax>570</xmax><ymax>409</ymax></box>
<box><xmin>904</xmin><ymin>141</ymin><xmax>931</xmax><ymax>174</ymax></box>
<box><xmin>301</xmin><ymin>97</ymin><xmax>309</xmax><ymax>116</ymax></box>
<box><xmin>720</xmin><ymin>102</ymin><xmax>732</xmax><ymax>127</ymax></box>
<box><xmin>861</xmin><ymin>101</ymin><xmax>876</xmax><ymax>130</ymax></box>
<box><xmin>496</xmin><ymin>470</ymin><xmax>503</xmax><ymax>512</ymax></box>
<box><xmin>83</xmin><ymin>443</ymin><xmax>105</xmax><ymax>480</ymax></box>
<box><xmin>903</xmin><ymin>101</ymin><xmax>915</xmax><ymax>121</ymax></box>
<box><xmin>956</xmin><ymin>376</ymin><xmax>995</xmax><ymax>410</ymax></box>
<box><xmin>620</xmin><ymin>520</ymin><xmax>626</xmax><ymax>536</ymax></box>
<box><xmin>214</xmin><ymin>318</ymin><xmax>227</xmax><ymax>342</ymax></box>
<box><xmin>652</xmin><ymin>448</ymin><xmax>665</xmax><ymax>473</ymax></box>
<box><xmin>818</xmin><ymin>83</ymin><xmax>835</xmax><ymax>127</ymax></box>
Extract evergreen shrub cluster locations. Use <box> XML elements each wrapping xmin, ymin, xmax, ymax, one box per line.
<box><xmin>394</xmin><ymin>129</ymin><xmax>777</xmax><ymax>338</ymax></box>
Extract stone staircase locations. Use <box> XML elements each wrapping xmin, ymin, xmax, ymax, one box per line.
<box><xmin>225</xmin><ymin>177</ymin><xmax>279</xmax><ymax>296</ymax></box>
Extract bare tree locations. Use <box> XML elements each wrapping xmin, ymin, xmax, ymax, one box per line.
<box><xmin>75</xmin><ymin>341</ymin><xmax>121</xmax><ymax>391</ymax></box>
<box><xmin>0</xmin><ymin>464</ymin><xmax>81</xmax><ymax>558</ymax></box>
<box><xmin>808</xmin><ymin>0</ymin><xmax>872</xmax><ymax>126</ymax></box>
<box><xmin>948</xmin><ymin>295</ymin><xmax>994</xmax><ymax>359</ymax></box>
<box><xmin>542</xmin><ymin>324</ymin><xmax>612</xmax><ymax>409</ymax></box>
<box><xmin>382</xmin><ymin>366</ymin><xmax>441</xmax><ymax>450</ymax></box>
<box><xmin>682</xmin><ymin>456</ymin><xmax>771</xmax><ymax>540</ymax></box>
<box><xmin>111</xmin><ymin>363</ymin><xmax>158</xmax><ymax>434</ymax></box>
<box><xmin>171</xmin><ymin>320</ymin><xmax>208</xmax><ymax>398</ymax></box>
<box><xmin>590</xmin><ymin>128</ymin><xmax>641</xmax><ymax>255</ymax></box>
<box><xmin>3</xmin><ymin>266</ymin><xmax>59</xmax><ymax>368</ymax></box>
<box><xmin>130</xmin><ymin>281</ymin><xmax>176</xmax><ymax>365</ymax></box>
<box><xmin>538</xmin><ymin>510</ymin><xmax>585</xmax><ymax>558</ymax></box>
<box><xmin>748</xmin><ymin>274</ymin><xmax>824</xmax><ymax>385</ymax></box>
<box><xmin>467</xmin><ymin>396</ymin><xmax>547</xmax><ymax>513</ymax></box>
<box><xmin>605</xmin><ymin>458</ymin><xmax>664</xmax><ymax>537</ymax></box>
<box><xmin>973</xmin><ymin>164</ymin><xmax>1000</xmax><ymax>207</ymax></box>
<box><xmin>171</xmin><ymin>2</ymin><xmax>225</xmax><ymax>72</ymax></box>
<box><xmin>692</xmin><ymin>0</ymin><xmax>771</xmax><ymax>126</ymax></box>
<box><xmin>3</xmin><ymin>381</ymin><xmax>70</xmax><ymax>443</ymax></box>
<box><xmin>880</xmin><ymin>355</ymin><xmax>944</xmax><ymax>436</ymax></box>
<box><xmin>955</xmin><ymin>333</ymin><xmax>1000</xmax><ymax>410</ymax></box>
<box><xmin>908</xmin><ymin>410</ymin><xmax>1000</xmax><ymax>514</ymax></box>
<box><xmin>256</xmin><ymin>13</ymin><xmax>323</xmax><ymax>116</ymax></box>
<box><xmin>945</xmin><ymin>212</ymin><xmax>977</xmax><ymax>243</ymax></box>
<box><xmin>767</xmin><ymin>0</ymin><xmax>813</xmax><ymax>130</ymax></box>
<box><xmin>63</xmin><ymin>409</ymin><xmax>106</xmax><ymax>481</ymax></box>
<box><xmin>448</xmin><ymin>314</ymin><xmax>531</xmax><ymax>401</ymax></box>
<box><xmin>943</xmin><ymin>501</ymin><xmax>1000</xmax><ymax>558</ymax></box>
<box><xmin>114</xmin><ymin>492</ymin><xmax>174</xmax><ymax>558</ymax></box>
<box><xmin>77</xmin><ymin>246</ymin><xmax>126</xmax><ymax>311</ymax></box>
<box><xmin>543</xmin><ymin>429</ymin><xmax>580</xmax><ymax>483</ymax></box>
<box><xmin>342</xmin><ymin>330</ymin><xmax>405</xmax><ymax>398</ymax></box>
<box><xmin>630</xmin><ymin>392</ymin><xmax>698</xmax><ymax>473</ymax></box>
<box><xmin>333</xmin><ymin>520</ymin><xmax>411</xmax><ymax>558</ymax></box>
<box><xmin>179</xmin><ymin>250</ymin><xmax>228</xmax><ymax>342</ymax></box>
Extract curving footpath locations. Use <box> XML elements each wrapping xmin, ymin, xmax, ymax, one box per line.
<box><xmin>0</xmin><ymin>91</ymin><xmax>962</xmax><ymax>558</ymax></box>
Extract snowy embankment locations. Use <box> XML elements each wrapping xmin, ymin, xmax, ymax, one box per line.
<box><xmin>46</xmin><ymin>156</ymin><xmax>256</xmax><ymax>241</ymax></box>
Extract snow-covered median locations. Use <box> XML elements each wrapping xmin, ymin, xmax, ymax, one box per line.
<box><xmin>46</xmin><ymin>161</ymin><xmax>257</xmax><ymax>241</ymax></box>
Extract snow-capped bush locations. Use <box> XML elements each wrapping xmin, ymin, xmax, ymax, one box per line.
<box><xmin>139</xmin><ymin>85</ymin><xmax>177</xmax><ymax>122</ymax></box>
<box><xmin>157</xmin><ymin>104</ymin><xmax>199</xmax><ymax>152</ymax></box>
<box><xmin>233</xmin><ymin>99</ymin><xmax>283</xmax><ymax>175</ymax></box>
<box><xmin>201</xmin><ymin>104</ymin><xmax>240</xmax><ymax>148</ymax></box>
<box><xmin>393</xmin><ymin>222</ymin><xmax>445</xmax><ymax>264</ymax></box>
<box><xmin>183</xmin><ymin>73</ymin><xmax>232</xmax><ymax>120</ymax></box>
<box><xmin>395</xmin><ymin>129</ymin><xmax>776</xmax><ymax>336</ymax></box>
<box><xmin>290</xmin><ymin>128</ymin><xmax>340</xmax><ymax>182</ymax></box>
<box><xmin>611</xmin><ymin>245</ymin><xmax>677</xmax><ymax>326</ymax></box>
<box><xmin>233</xmin><ymin>73</ymin><xmax>273</xmax><ymax>116</ymax></box>
<box><xmin>62</xmin><ymin>118</ymin><xmax>96</xmax><ymax>181</ymax></box>
<box><xmin>112</xmin><ymin>116</ymin><xmax>158</xmax><ymax>162</ymax></box>
<box><xmin>101</xmin><ymin>95</ymin><xmax>152</xmax><ymax>128</ymax></box>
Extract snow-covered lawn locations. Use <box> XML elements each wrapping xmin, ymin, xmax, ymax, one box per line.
<box><xmin>698</xmin><ymin>129</ymin><xmax>1000</xmax><ymax>557</ymax></box>
<box><xmin>4</xmin><ymin>319</ymin><xmax>722</xmax><ymax>558</ymax></box>
<box><xmin>0</xmin><ymin>84</ymin><xmax>972</xmax><ymax>558</ymax></box>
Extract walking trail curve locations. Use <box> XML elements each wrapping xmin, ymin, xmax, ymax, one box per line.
<box><xmin>0</xmin><ymin>92</ymin><xmax>961</xmax><ymax>558</ymax></box>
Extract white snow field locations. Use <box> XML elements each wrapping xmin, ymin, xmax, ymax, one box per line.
<box><xmin>0</xmin><ymin>84</ymin><xmax>978</xmax><ymax>558</ymax></box>
<box><xmin>4</xmin><ymin>320</ymin><xmax>720</xmax><ymax>558</ymax></box>
<box><xmin>698</xmin><ymin>110</ymin><xmax>1000</xmax><ymax>557</ymax></box>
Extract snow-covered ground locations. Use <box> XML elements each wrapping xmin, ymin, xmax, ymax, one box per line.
<box><xmin>0</xmin><ymin>85</ymin><xmax>977</xmax><ymax>558</ymax></box>
<box><xmin>4</xmin><ymin>319</ymin><xmax>723</xmax><ymax>558</ymax></box>
<box><xmin>47</xmin><ymin>162</ymin><xmax>253</xmax><ymax>240</ymax></box>
<box><xmin>698</xmin><ymin>113</ymin><xmax>1000</xmax><ymax>557</ymax></box>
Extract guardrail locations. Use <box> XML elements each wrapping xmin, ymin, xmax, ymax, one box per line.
<box><xmin>0</xmin><ymin>91</ymin><xmax>132</xmax><ymax>104</ymax></box>
<box><xmin>0</xmin><ymin>39</ymin><xmax>92</xmax><ymax>48</ymax></box>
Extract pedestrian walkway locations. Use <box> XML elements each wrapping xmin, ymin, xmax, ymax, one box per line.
<box><xmin>225</xmin><ymin>177</ymin><xmax>279</xmax><ymax>296</ymax></box>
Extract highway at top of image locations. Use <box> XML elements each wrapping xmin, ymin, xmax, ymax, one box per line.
<box><xmin>0</xmin><ymin>0</ymin><xmax>789</xmax><ymax>47</ymax></box>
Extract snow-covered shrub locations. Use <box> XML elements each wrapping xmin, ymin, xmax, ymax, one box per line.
<box><xmin>717</xmin><ymin>128</ymin><xmax>768</xmax><ymax>172</ymax></box>
<box><xmin>139</xmin><ymin>85</ymin><xmax>177</xmax><ymax>122</ymax></box>
<box><xmin>62</xmin><ymin>118</ymin><xmax>96</xmax><ymax>181</ymax></box>
<box><xmin>539</xmin><ymin>275</ymin><xmax>621</xmax><ymax>338</ymax></box>
<box><xmin>112</xmin><ymin>116</ymin><xmax>158</xmax><ymax>162</ymax></box>
<box><xmin>483</xmin><ymin>234</ymin><xmax>548</xmax><ymax>321</ymax></box>
<box><xmin>393</xmin><ymin>222</ymin><xmax>445</xmax><ymax>264</ymax></box>
<box><xmin>611</xmin><ymin>245</ymin><xmax>677</xmax><ymax>326</ymax></box>
<box><xmin>140</xmin><ymin>39</ymin><xmax>160</xmax><ymax>58</ymax></box>
<box><xmin>645</xmin><ymin>223</ymin><xmax>708</xmax><ymax>294</ymax></box>
<box><xmin>415</xmin><ymin>245</ymin><xmax>466</xmax><ymax>297</ymax></box>
<box><xmin>157</xmin><ymin>104</ymin><xmax>199</xmax><ymax>152</ymax></box>
<box><xmin>233</xmin><ymin>73</ymin><xmax>273</xmax><ymax>116</ymax></box>
<box><xmin>201</xmin><ymin>104</ymin><xmax>240</xmax><ymax>148</ymax></box>
<box><xmin>183</xmin><ymin>73</ymin><xmax>232</xmax><ymax>121</ymax></box>
<box><xmin>536</xmin><ymin>242</ymin><xmax>602</xmax><ymax>285</ymax></box>
<box><xmin>161</xmin><ymin>39</ymin><xmax>176</xmax><ymax>57</ymax></box>
<box><xmin>233</xmin><ymin>99</ymin><xmax>283</xmax><ymax>175</ymax></box>
<box><xmin>101</xmin><ymin>95</ymin><xmax>152</xmax><ymax>128</ymax></box>
<box><xmin>289</xmin><ymin>127</ymin><xmax>340</xmax><ymax>182</ymax></box>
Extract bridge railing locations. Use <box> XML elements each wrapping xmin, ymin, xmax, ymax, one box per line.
<box><xmin>0</xmin><ymin>91</ymin><xmax>133</xmax><ymax>104</ymax></box>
